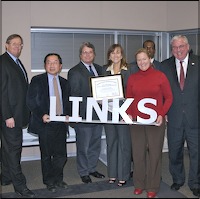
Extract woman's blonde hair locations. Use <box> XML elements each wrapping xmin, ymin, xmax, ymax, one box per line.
<box><xmin>135</xmin><ymin>48</ymin><xmax>151</xmax><ymax>60</ymax></box>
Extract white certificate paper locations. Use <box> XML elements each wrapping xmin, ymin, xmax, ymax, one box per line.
<box><xmin>90</xmin><ymin>74</ymin><xmax>124</xmax><ymax>101</ymax></box>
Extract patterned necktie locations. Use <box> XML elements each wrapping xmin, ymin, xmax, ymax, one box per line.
<box><xmin>89</xmin><ymin>65</ymin><xmax>95</xmax><ymax>76</ymax></box>
<box><xmin>179</xmin><ymin>61</ymin><xmax>185</xmax><ymax>90</ymax></box>
<box><xmin>53</xmin><ymin>77</ymin><xmax>62</xmax><ymax>115</ymax></box>
<box><xmin>16</xmin><ymin>59</ymin><xmax>28</xmax><ymax>81</ymax></box>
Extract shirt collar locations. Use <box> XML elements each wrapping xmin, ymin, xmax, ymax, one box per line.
<box><xmin>7</xmin><ymin>51</ymin><xmax>18</xmax><ymax>62</ymax></box>
<box><xmin>48</xmin><ymin>73</ymin><xmax>59</xmax><ymax>81</ymax></box>
<box><xmin>175</xmin><ymin>53</ymin><xmax>189</xmax><ymax>65</ymax></box>
<box><xmin>106</xmin><ymin>63</ymin><xmax>128</xmax><ymax>74</ymax></box>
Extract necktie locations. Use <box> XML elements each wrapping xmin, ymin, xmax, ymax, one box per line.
<box><xmin>179</xmin><ymin>61</ymin><xmax>185</xmax><ymax>90</ymax></box>
<box><xmin>16</xmin><ymin>59</ymin><xmax>28</xmax><ymax>81</ymax></box>
<box><xmin>89</xmin><ymin>65</ymin><xmax>95</xmax><ymax>76</ymax></box>
<box><xmin>53</xmin><ymin>77</ymin><xmax>62</xmax><ymax>115</ymax></box>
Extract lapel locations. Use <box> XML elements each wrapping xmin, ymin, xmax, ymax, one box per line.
<box><xmin>79</xmin><ymin>62</ymin><xmax>92</xmax><ymax>77</ymax></box>
<box><xmin>59</xmin><ymin>76</ymin><xmax>66</xmax><ymax>102</ymax></box>
<box><xmin>170</xmin><ymin>57</ymin><xmax>180</xmax><ymax>89</ymax></box>
<box><xmin>184</xmin><ymin>55</ymin><xmax>196</xmax><ymax>90</ymax></box>
<box><xmin>93</xmin><ymin>63</ymin><xmax>101</xmax><ymax>76</ymax></box>
<box><xmin>17</xmin><ymin>59</ymin><xmax>29</xmax><ymax>82</ymax></box>
<box><xmin>6</xmin><ymin>53</ymin><xmax>28</xmax><ymax>84</ymax></box>
<box><xmin>41</xmin><ymin>73</ymin><xmax>50</xmax><ymax>107</ymax></box>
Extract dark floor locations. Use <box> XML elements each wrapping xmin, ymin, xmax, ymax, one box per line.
<box><xmin>1</xmin><ymin>150</ymin><xmax>197</xmax><ymax>198</ymax></box>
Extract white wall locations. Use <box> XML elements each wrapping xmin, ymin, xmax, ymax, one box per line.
<box><xmin>2</xmin><ymin>1</ymin><xmax>198</xmax><ymax>79</ymax></box>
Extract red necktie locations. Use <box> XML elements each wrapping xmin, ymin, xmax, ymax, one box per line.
<box><xmin>179</xmin><ymin>61</ymin><xmax>185</xmax><ymax>90</ymax></box>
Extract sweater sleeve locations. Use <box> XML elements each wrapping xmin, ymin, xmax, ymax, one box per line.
<box><xmin>126</xmin><ymin>75</ymin><xmax>134</xmax><ymax>117</ymax></box>
<box><xmin>159</xmin><ymin>73</ymin><xmax>173</xmax><ymax>116</ymax></box>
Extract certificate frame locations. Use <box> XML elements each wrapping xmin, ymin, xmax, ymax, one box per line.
<box><xmin>90</xmin><ymin>74</ymin><xmax>124</xmax><ymax>101</ymax></box>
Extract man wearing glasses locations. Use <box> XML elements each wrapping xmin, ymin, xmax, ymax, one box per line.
<box><xmin>161</xmin><ymin>35</ymin><xmax>199</xmax><ymax>197</ymax></box>
<box><xmin>0</xmin><ymin>34</ymin><xmax>35</xmax><ymax>197</ymax></box>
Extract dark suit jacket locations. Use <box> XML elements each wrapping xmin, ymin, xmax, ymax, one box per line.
<box><xmin>1</xmin><ymin>52</ymin><xmax>30</xmax><ymax>127</ymax></box>
<box><xmin>161</xmin><ymin>54</ymin><xmax>199</xmax><ymax>128</ymax></box>
<box><xmin>26</xmin><ymin>73</ymin><xmax>71</xmax><ymax>134</ymax></box>
<box><xmin>67</xmin><ymin>61</ymin><xmax>102</xmax><ymax>123</ymax></box>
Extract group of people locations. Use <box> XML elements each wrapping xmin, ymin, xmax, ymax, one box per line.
<box><xmin>0</xmin><ymin>33</ymin><xmax>199</xmax><ymax>198</ymax></box>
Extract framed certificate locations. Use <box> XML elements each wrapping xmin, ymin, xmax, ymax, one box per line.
<box><xmin>90</xmin><ymin>74</ymin><xmax>124</xmax><ymax>101</ymax></box>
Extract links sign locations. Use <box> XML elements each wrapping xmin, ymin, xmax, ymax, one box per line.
<box><xmin>50</xmin><ymin>96</ymin><xmax>158</xmax><ymax>125</ymax></box>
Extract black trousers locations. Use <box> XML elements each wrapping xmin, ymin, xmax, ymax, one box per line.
<box><xmin>1</xmin><ymin>125</ymin><xmax>27</xmax><ymax>192</ymax></box>
<box><xmin>38</xmin><ymin>122</ymin><xmax>67</xmax><ymax>185</ymax></box>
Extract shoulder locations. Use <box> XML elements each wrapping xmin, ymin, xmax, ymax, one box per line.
<box><xmin>1</xmin><ymin>52</ymin><xmax>14</xmax><ymax>68</ymax></box>
<box><xmin>189</xmin><ymin>53</ymin><xmax>199</xmax><ymax>62</ymax></box>
<box><xmin>31</xmin><ymin>73</ymin><xmax>47</xmax><ymax>82</ymax></box>
<box><xmin>161</xmin><ymin>56</ymin><xmax>174</xmax><ymax>65</ymax></box>
<box><xmin>93</xmin><ymin>63</ymin><xmax>102</xmax><ymax>70</ymax></box>
<box><xmin>1</xmin><ymin>52</ymin><xmax>9</xmax><ymax>59</ymax></box>
<box><xmin>154</xmin><ymin>69</ymin><xmax>169</xmax><ymax>81</ymax></box>
<box><xmin>59</xmin><ymin>75</ymin><xmax>68</xmax><ymax>83</ymax></box>
<box><xmin>68</xmin><ymin>63</ymin><xmax>82</xmax><ymax>73</ymax></box>
<box><xmin>102</xmin><ymin>64</ymin><xmax>108</xmax><ymax>69</ymax></box>
<box><xmin>153</xmin><ymin>60</ymin><xmax>161</xmax><ymax>69</ymax></box>
<box><xmin>128</xmin><ymin>72</ymin><xmax>138</xmax><ymax>79</ymax></box>
<box><xmin>128</xmin><ymin>62</ymin><xmax>139</xmax><ymax>74</ymax></box>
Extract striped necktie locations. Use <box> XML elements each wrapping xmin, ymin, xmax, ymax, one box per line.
<box><xmin>89</xmin><ymin>65</ymin><xmax>95</xmax><ymax>76</ymax></box>
<box><xmin>16</xmin><ymin>59</ymin><xmax>28</xmax><ymax>81</ymax></box>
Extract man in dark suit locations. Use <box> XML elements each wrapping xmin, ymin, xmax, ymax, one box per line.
<box><xmin>68</xmin><ymin>42</ymin><xmax>105</xmax><ymax>184</ymax></box>
<box><xmin>161</xmin><ymin>35</ymin><xmax>200</xmax><ymax>197</ymax></box>
<box><xmin>26</xmin><ymin>53</ymin><xmax>71</xmax><ymax>192</ymax></box>
<box><xmin>0</xmin><ymin>34</ymin><xmax>35</xmax><ymax>197</ymax></box>
<box><xmin>129</xmin><ymin>39</ymin><xmax>161</xmax><ymax>73</ymax></box>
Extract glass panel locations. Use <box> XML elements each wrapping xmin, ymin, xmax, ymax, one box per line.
<box><xmin>118</xmin><ymin>34</ymin><xmax>159</xmax><ymax>64</ymax></box>
<box><xmin>31</xmin><ymin>28</ymin><xmax>198</xmax><ymax>71</ymax></box>
<box><xmin>169</xmin><ymin>30</ymin><xmax>199</xmax><ymax>56</ymax></box>
<box><xmin>31</xmin><ymin>32</ymin><xmax>114</xmax><ymax>70</ymax></box>
<box><xmin>31</xmin><ymin>32</ymin><xmax>73</xmax><ymax>70</ymax></box>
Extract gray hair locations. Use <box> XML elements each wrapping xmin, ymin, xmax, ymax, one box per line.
<box><xmin>79</xmin><ymin>42</ymin><xmax>96</xmax><ymax>56</ymax></box>
<box><xmin>170</xmin><ymin>35</ymin><xmax>189</xmax><ymax>45</ymax></box>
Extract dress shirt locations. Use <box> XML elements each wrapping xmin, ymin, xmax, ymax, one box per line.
<box><xmin>81</xmin><ymin>61</ymin><xmax>98</xmax><ymax>76</ymax></box>
<box><xmin>48</xmin><ymin>73</ymin><xmax>63</xmax><ymax>112</ymax></box>
<box><xmin>175</xmin><ymin>54</ymin><xmax>188</xmax><ymax>82</ymax></box>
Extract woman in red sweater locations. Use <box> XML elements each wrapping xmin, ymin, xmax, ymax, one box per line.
<box><xmin>126</xmin><ymin>48</ymin><xmax>173</xmax><ymax>198</ymax></box>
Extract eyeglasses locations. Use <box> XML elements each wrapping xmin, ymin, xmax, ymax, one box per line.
<box><xmin>46</xmin><ymin>61</ymin><xmax>60</xmax><ymax>66</ymax></box>
<box><xmin>82</xmin><ymin>51</ymin><xmax>94</xmax><ymax>55</ymax></box>
<box><xmin>9</xmin><ymin>43</ymin><xmax>24</xmax><ymax>48</ymax></box>
<box><xmin>172</xmin><ymin>45</ymin><xmax>186</xmax><ymax>51</ymax></box>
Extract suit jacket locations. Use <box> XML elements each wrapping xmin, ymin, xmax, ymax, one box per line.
<box><xmin>1</xmin><ymin>52</ymin><xmax>30</xmax><ymax>127</ymax></box>
<box><xmin>26</xmin><ymin>73</ymin><xmax>71</xmax><ymax>134</ymax></box>
<box><xmin>67</xmin><ymin>61</ymin><xmax>102</xmax><ymax>123</ymax></box>
<box><xmin>161</xmin><ymin>54</ymin><xmax>199</xmax><ymax>128</ymax></box>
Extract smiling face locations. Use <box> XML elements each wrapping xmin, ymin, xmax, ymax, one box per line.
<box><xmin>143</xmin><ymin>41</ymin><xmax>155</xmax><ymax>59</ymax></box>
<box><xmin>109</xmin><ymin>47</ymin><xmax>123</xmax><ymax>64</ymax></box>
<box><xmin>80</xmin><ymin>46</ymin><xmax>95</xmax><ymax>65</ymax></box>
<box><xmin>135</xmin><ymin>49</ymin><xmax>151</xmax><ymax>71</ymax></box>
<box><xmin>44</xmin><ymin>55</ymin><xmax>62</xmax><ymax>76</ymax></box>
<box><xmin>171</xmin><ymin>36</ymin><xmax>190</xmax><ymax>61</ymax></box>
<box><xmin>6</xmin><ymin>37</ymin><xmax>23</xmax><ymax>58</ymax></box>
